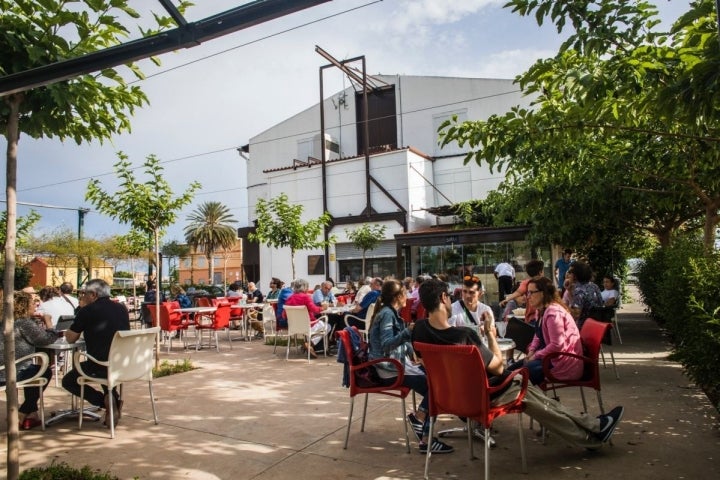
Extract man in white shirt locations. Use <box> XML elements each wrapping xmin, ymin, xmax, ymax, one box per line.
<box><xmin>59</xmin><ymin>282</ymin><xmax>79</xmax><ymax>310</ymax></box>
<box><xmin>36</xmin><ymin>286</ymin><xmax>75</xmax><ymax>328</ymax></box>
<box><xmin>494</xmin><ymin>261</ymin><xmax>515</xmax><ymax>302</ymax></box>
<box><xmin>449</xmin><ymin>275</ymin><xmax>494</xmax><ymax>328</ymax></box>
<box><xmin>354</xmin><ymin>277</ymin><xmax>373</xmax><ymax>305</ymax></box>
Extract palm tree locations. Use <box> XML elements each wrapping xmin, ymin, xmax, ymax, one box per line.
<box><xmin>184</xmin><ymin>201</ymin><xmax>237</xmax><ymax>284</ymax></box>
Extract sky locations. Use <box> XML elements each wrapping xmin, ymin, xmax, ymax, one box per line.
<box><xmin>1</xmin><ymin>0</ymin><xmax>691</xmax><ymax>247</ymax></box>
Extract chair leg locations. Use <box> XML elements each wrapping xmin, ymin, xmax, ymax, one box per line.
<box><xmin>401</xmin><ymin>397</ymin><xmax>410</xmax><ymax>453</ymax></box>
<box><xmin>484</xmin><ymin>426</ymin><xmax>491</xmax><ymax>480</ymax></box>
<box><xmin>361</xmin><ymin>393</ymin><xmax>369</xmax><ymax>432</ymax></box>
<box><xmin>343</xmin><ymin>396</ymin><xmax>355</xmax><ymax>449</ymax></box>
<box><xmin>149</xmin><ymin>381</ymin><xmax>159</xmax><ymax>424</ymax></box>
<box><xmin>579</xmin><ymin>387</ymin><xmax>588</xmax><ymax>413</ymax></box>
<box><xmin>424</xmin><ymin>416</ymin><xmax>435</xmax><ymax>480</ymax></box>
<box><xmin>39</xmin><ymin>386</ymin><xmax>46</xmax><ymax>431</ymax></box>
<box><xmin>613</xmin><ymin>313</ymin><xmax>623</xmax><ymax>344</ymax></box>
<box><xmin>609</xmin><ymin>347</ymin><xmax>619</xmax><ymax>379</ymax></box>
<box><xmin>78</xmin><ymin>384</ymin><xmax>85</xmax><ymax>430</ymax></box>
<box><xmin>517</xmin><ymin>413</ymin><xmax>527</xmax><ymax>474</ymax></box>
<box><xmin>467</xmin><ymin>418</ymin><xmax>474</xmax><ymax>460</ymax></box>
<box><xmin>226</xmin><ymin>328</ymin><xmax>233</xmax><ymax>350</ymax></box>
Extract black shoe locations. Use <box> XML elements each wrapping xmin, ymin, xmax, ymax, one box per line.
<box><xmin>254</xmin><ymin>332</ymin><xmax>264</xmax><ymax>339</ymax></box>
<box><xmin>407</xmin><ymin>413</ymin><xmax>424</xmax><ymax>441</ymax></box>
<box><xmin>596</xmin><ymin>406</ymin><xmax>624</xmax><ymax>443</ymax></box>
<box><xmin>419</xmin><ymin>437</ymin><xmax>454</xmax><ymax>454</ymax></box>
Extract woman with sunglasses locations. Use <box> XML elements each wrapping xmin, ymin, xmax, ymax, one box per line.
<box><xmin>509</xmin><ymin>277</ymin><xmax>582</xmax><ymax>386</ymax></box>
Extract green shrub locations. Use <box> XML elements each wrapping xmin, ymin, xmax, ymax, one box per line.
<box><xmin>20</xmin><ymin>462</ymin><xmax>120</xmax><ymax>480</ymax></box>
<box><xmin>638</xmin><ymin>236</ymin><xmax>720</xmax><ymax>413</ymax></box>
<box><xmin>152</xmin><ymin>358</ymin><xmax>196</xmax><ymax>378</ymax></box>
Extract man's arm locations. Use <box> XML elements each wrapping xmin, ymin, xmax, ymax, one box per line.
<box><xmin>65</xmin><ymin>329</ymin><xmax>81</xmax><ymax>343</ymax></box>
<box><xmin>483</xmin><ymin>312</ymin><xmax>504</xmax><ymax>375</ymax></box>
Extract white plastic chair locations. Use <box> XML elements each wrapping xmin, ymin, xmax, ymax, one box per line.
<box><xmin>344</xmin><ymin>303</ymin><xmax>375</xmax><ymax>340</ymax></box>
<box><xmin>0</xmin><ymin>352</ymin><xmax>50</xmax><ymax>431</ymax></box>
<box><xmin>262</xmin><ymin>303</ymin><xmax>277</xmax><ymax>338</ymax></box>
<box><xmin>74</xmin><ymin>327</ymin><xmax>160</xmax><ymax>438</ymax></box>
<box><xmin>284</xmin><ymin>305</ymin><xmax>329</xmax><ymax>362</ymax></box>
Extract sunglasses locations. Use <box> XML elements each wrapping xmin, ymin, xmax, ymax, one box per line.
<box><xmin>463</xmin><ymin>275</ymin><xmax>480</xmax><ymax>282</ymax></box>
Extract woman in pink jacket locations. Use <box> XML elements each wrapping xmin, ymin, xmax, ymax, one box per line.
<box><xmin>510</xmin><ymin>276</ymin><xmax>583</xmax><ymax>385</ymax></box>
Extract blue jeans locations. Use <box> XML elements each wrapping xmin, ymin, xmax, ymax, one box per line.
<box><xmin>508</xmin><ymin>358</ymin><xmax>546</xmax><ymax>386</ymax></box>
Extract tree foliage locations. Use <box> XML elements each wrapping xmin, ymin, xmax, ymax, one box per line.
<box><xmin>439</xmin><ymin>0</ymin><xmax>720</xmax><ymax>263</ymax></box>
<box><xmin>1</xmin><ymin>3</ymin><xmax>190</xmax><ymax>475</ymax></box>
<box><xmin>183</xmin><ymin>202</ymin><xmax>237</xmax><ymax>284</ymax></box>
<box><xmin>0</xmin><ymin>210</ymin><xmax>40</xmax><ymax>255</ymax></box>
<box><xmin>346</xmin><ymin>224</ymin><xmax>387</xmax><ymax>278</ymax></box>
<box><xmin>162</xmin><ymin>240</ymin><xmax>191</xmax><ymax>284</ymax></box>
<box><xmin>248</xmin><ymin>193</ymin><xmax>334</xmax><ymax>280</ymax></box>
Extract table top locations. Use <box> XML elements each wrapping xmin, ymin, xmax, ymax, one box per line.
<box><xmin>177</xmin><ymin>306</ymin><xmax>217</xmax><ymax>313</ymax></box>
<box><xmin>321</xmin><ymin>305</ymin><xmax>354</xmax><ymax>315</ymax></box>
<box><xmin>497</xmin><ymin>338</ymin><xmax>516</xmax><ymax>352</ymax></box>
<box><xmin>42</xmin><ymin>338</ymin><xmax>86</xmax><ymax>351</ymax></box>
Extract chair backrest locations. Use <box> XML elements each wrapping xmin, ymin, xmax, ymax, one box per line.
<box><xmin>213</xmin><ymin>304</ymin><xmax>231</xmax><ymax>329</ymax></box>
<box><xmin>262</xmin><ymin>303</ymin><xmax>276</xmax><ymax>323</ymax></box>
<box><xmin>107</xmin><ymin>327</ymin><xmax>160</xmax><ymax>386</ymax></box>
<box><xmin>146</xmin><ymin>304</ymin><xmax>158</xmax><ymax>327</ymax></box>
<box><xmin>399</xmin><ymin>303</ymin><xmax>412</xmax><ymax>323</ymax></box>
<box><xmin>413</xmin><ymin>342</ymin><xmax>492</xmax><ymax>420</ymax></box>
<box><xmin>285</xmin><ymin>306</ymin><xmax>310</xmax><ymax>336</ymax></box>
<box><xmin>196</xmin><ymin>297</ymin><xmax>212</xmax><ymax>307</ymax></box>
<box><xmin>365</xmin><ymin>303</ymin><xmax>376</xmax><ymax>322</ymax></box>
<box><xmin>579</xmin><ymin>318</ymin><xmax>612</xmax><ymax>381</ymax></box>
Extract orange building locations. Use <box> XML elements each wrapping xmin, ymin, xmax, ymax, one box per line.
<box><xmin>176</xmin><ymin>240</ymin><xmax>246</xmax><ymax>286</ymax></box>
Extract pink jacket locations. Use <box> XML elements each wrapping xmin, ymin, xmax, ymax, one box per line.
<box><xmin>528</xmin><ymin>303</ymin><xmax>583</xmax><ymax>381</ymax></box>
<box><xmin>283</xmin><ymin>293</ymin><xmax>322</xmax><ymax>327</ymax></box>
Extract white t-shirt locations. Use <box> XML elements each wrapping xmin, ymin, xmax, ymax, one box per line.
<box><xmin>355</xmin><ymin>285</ymin><xmax>371</xmax><ymax>304</ymax></box>
<box><xmin>448</xmin><ymin>300</ymin><xmax>494</xmax><ymax>328</ymax></box>
<box><xmin>60</xmin><ymin>294</ymin><xmax>79</xmax><ymax>309</ymax></box>
<box><xmin>601</xmin><ymin>289</ymin><xmax>619</xmax><ymax>304</ymax></box>
<box><xmin>494</xmin><ymin>262</ymin><xmax>515</xmax><ymax>278</ymax></box>
<box><xmin>37</xmin><ymin>297</ymin><xmax>75</xmax><ymax>327</ymax></box>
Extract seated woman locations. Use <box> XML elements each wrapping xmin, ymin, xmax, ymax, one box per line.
<box><xmin>367</xmin><ymin>279</ymin><xmax>453</xmax><ymax>454</ymax></box>
<box><xmin>509</xmin><ymin>277</ymin><xmax>583</xmax><ymax>386</ymax></box>
<box><xmin>601</xmin><ymin>275</ymin><xmax>620</xmax><ymax>307</ymax></box>
<box><xmin>0</xmin><ymin>291</ymin><xmax>58</xmax><ymax>429</ymax></box>
<box><xmin>283</xmin><ymin>278</ymin><xmax>329</xmax><ymax>357</ymax></box>
<box><xmin>567</xmin><ymin>261</ymin><xmax>604</xmax><ymax>328</ymax></box>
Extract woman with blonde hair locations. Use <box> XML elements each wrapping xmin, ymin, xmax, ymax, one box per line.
<box><xmin>0</xmin><ymin>291</ymin><xmax>58</xmax><ymax>429</ymax></box>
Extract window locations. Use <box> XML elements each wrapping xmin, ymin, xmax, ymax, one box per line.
<box><xmin>307</xmin><ymin>255</ymin><xmax>325</xmax><ymax>275</ymax></box>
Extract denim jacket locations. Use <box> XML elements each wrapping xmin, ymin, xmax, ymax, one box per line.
<box><xmin>368</xmin><ymin>305</ymin><xmax>412</xmax><ymax>375</ymax></box>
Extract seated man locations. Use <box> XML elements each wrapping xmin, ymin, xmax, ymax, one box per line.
<box><xmin>312</xmin><ymin>281</ymin><xmax>336</xmax><ymax>307</ymax></box>
<box><xmin>411</xmin><ymin>278</ymin><xmax>624</xmax><ymax>450</ymax></box>
<box><xmin>345</xmin><ymin>277</ymin><xmax>382</xmax><ymax>330</ymax></box>
<box><xmin>62</xmin><ymin>279</ymin><xmax>130</xmax><ymax>428</ymax></box>
<box><xmin>245</xmin><ymin>282</ymin><xmax>265</xmax><ymax>339</ymax></box>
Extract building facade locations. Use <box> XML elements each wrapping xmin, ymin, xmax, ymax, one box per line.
<box><xmin>240</xmin><ymin>75</ymin><xmax>548</xmax><ymax>301</ymax></box>
<box><xmin>175</xmin><ymin>240</ymin><xmax>245</xmax><ymax>287</ymax></box>
<box><xmin>25</xmin><ymin>256</ymin><xmax>114</xmax><ymax>289</ymax></box>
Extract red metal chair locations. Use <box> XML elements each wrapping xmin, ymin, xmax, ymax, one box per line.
<box><xmin>195</xmin><ymin>304</ymin><xmax>233</xmax><ymax>352</ymax></box>
<box><xmin>414</xmin><ymin>303</ymin><xmax>427</xmax><ymax>321</ymax></box>
<box><xmin>414</xmin><ymin>342</ymin><xmax>528</xmax><ymax>480</ymax></box>
<box><xmin>336</xmin><ymin>328</ymin><xmax>412</xmax><ymax>453</ymax></box>
<box><xmin>540</xmin><ymin>318</ymin><xmax>611</xmax><ymax>415</ymax></box>
<box><xmin>148</xmin><ymin>303</ymin><xmax>188</xmax><ymax>352</ymax></box>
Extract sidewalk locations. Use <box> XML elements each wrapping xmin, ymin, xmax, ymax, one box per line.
<box><xmin>3</xmin><ymin>289</ymin><xmax>719</xmax><ymax>479</ymax></box>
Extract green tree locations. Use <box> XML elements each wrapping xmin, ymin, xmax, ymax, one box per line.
<box><xmin>346</xmin><ymin>224</ymin><xmax>387</xmax><ymax>278</ymax></box>
<box><xmin>162</xmin><ymin>240</ymin><xmax>191</xmax><ymax>284</ymax></box>
<box><xmin>248</xmin><ymin>193</ymin><xmax>335</xmax><ymax>280</ymax></box>
<box><xmin>0</xmin><ymin>210</ymin><xmax>40</xmax><ymax>258</ymax></box>
<box><xmin>86</xmin><ymin>153</ymin><xmax>199</xmax><ymax>366</ymax></box>
<box><xmin>1</xmin><ymin>3</ymin><xmax>189</xmax><ymax>475</ymax></box>
<box><xmin>439</xmin><ymin>0</ymin><xmax>719</xmax><ymax>262</ymax></box>
<box><xmin>183</xmin><ymin>202</ymin><xmax>237</xmax><ymax>285</ymax></box>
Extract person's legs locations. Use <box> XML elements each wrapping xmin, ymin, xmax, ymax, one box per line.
<box><xmin>494</xmin><ymin>380</ymin><xmax>603</xmax><ymax>449</ymax></box>
<box><xmin>17</xmin><ymin>364</ymin><xmax>52</xmax><ymax>416</ymax></box>
<box><xmin>61</xmin><ymin>361</ymin><xmax>106</xmax><ymax>408</ymax></box>
<box><xmin>524</xmin><ymin>359</ymin><xmax>546</xmax><ymax>385</ymax></box>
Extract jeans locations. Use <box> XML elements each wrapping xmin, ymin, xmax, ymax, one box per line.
<box><xmin>507</xmin><ymin>358</ymin><xmax>547</xmax><ymax>386</ymax></box>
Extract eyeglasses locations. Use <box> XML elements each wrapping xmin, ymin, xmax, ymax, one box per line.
<box><xmin>527</xmin><ymin>289</ymin><xmax>541</xmax><ymax>295</ymax></box>
<box><xmin>463</xmin><ymin>275</ymin><xmax>480</xmax><ymax>283</ymax></box>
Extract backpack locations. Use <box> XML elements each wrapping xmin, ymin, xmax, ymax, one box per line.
<box><xmin>352</xmin><ymin>336</ymin><xmax>380</xmax><ymax>388</ymax></box>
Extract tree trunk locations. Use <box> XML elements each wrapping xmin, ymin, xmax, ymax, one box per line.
<box><xmin>3</xmin><ymin>93</ymin><xmax>23</xmax><ymax>480</ymax></box>
<box><xmin>291</xmin><ymin>249</ymin><xmax>296</xmax><ymax>281</ymax></box>
<box><xmin>153</xmin><ymin>228</ymin><xmax>161</xmax><ymax>370</ymax></box>
<box><xmin>361</xmin><ymin>250</ymin><xmax>366</xmax><ymax>279</ymax></box>
<box><xmin>207</xmin><ymin>253</ymin><xmax>214</xmax><ymax>285</ymax></box>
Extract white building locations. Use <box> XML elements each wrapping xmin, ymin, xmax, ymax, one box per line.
<box><xmin>240</xmin><ymin>74</ymin><xmax>548</xmax><ymax>301</ymax></box>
